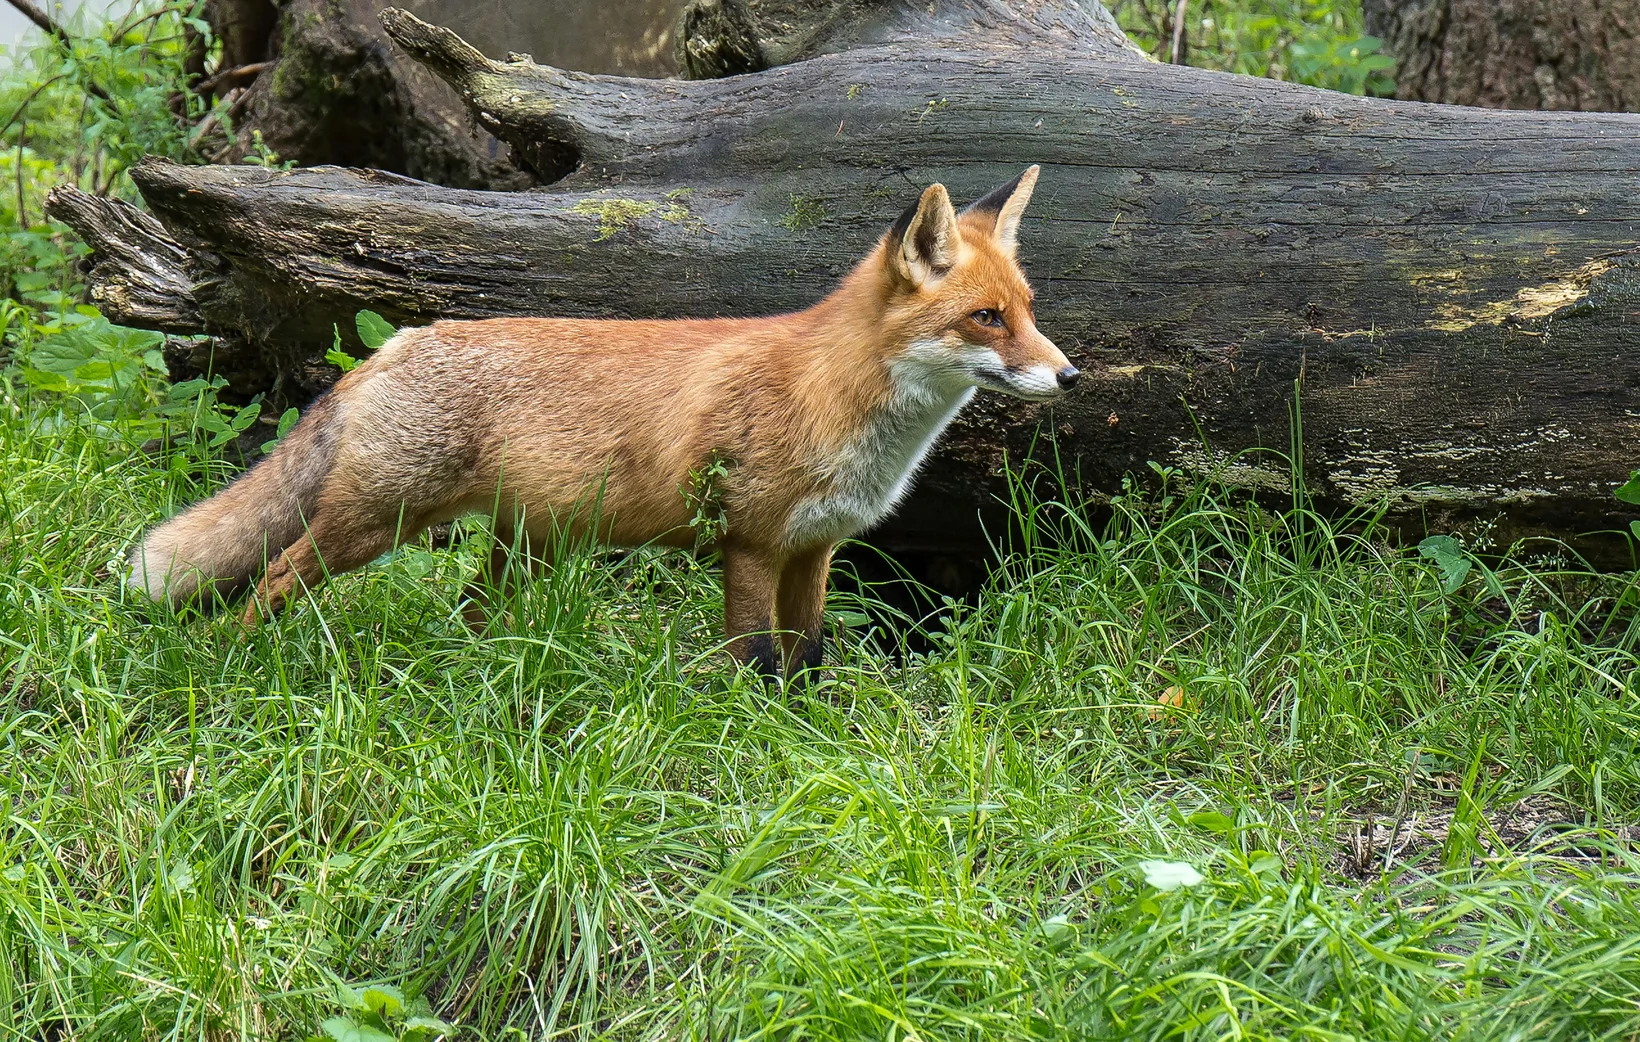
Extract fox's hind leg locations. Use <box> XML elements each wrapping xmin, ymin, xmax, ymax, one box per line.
<box><xmin>240</xmin><ymin>509</ymin><xmax>403</xmax><ymax>628</ymax></box>
<box><xmin>460</xmin><ymin>526</ymin><xmax>548</xmax><ymax>631</ymax></box>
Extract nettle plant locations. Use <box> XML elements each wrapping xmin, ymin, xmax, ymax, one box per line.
<box><xmin>1</xmin><ymin>0</ymin><xmax>220</xmax><ymax>305</ymax></box>
<box><xmin>11</xmin><ymin>307</ymin><xmax>399</xmax><ymax>464</ymax></box>
<box><xmin>11</xmin><ymin>305</ymin><xmax>262</xmax><ymax>457</ymax></box>
<box><xmin>0</xmin><ymin>0</ymin><xmax>298</xmax><ymax>463</ymax></box>
<box><xmin>311</xmin><ymin>982</ymin><xmax>454</xmax><ymax>1042</ymax></box>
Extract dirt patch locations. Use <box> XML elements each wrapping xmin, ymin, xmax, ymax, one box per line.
<box><xmin>1333</xmin><ymin>794</ymin><xmax>1637</xmax><ymax>878</ymax></box>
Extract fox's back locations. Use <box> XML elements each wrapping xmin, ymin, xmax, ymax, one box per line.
<box><xmin>342</xmin><ymin>314</ymin><xmax>823</xmax><ymax>543</ymax></box>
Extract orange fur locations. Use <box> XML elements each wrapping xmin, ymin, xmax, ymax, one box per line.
<box><xmin>126</xmin><ymin>167</ymin><xmax>1077</xmax><ymax>680</ymax></box>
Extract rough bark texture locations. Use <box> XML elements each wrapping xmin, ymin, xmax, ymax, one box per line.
<box><xmin>1365</xmin><ymin>0</ymin><xmax>1640</xmax><ymax>111</ymax></box>
<box><xmin>204</xmin><ymin>0</ymin><xmax>526</xmax><ymax>188</ymax></box>
<box><xmin>200</xmin><ymin>0</ymin><xmax>683</xmax><ymax>185</ymax></box>
<box><xmin>48</xmin><ymin>0</ymin><xmax>1640</xmax><ymax>566</ymax></box>
<box><xmin>205</xmin><ymin>0</ymin><xmax>278</xmax><ymax>71</ymax></box>
<box><xmin>674</xmin><ymin>0</ymin><xmax>1135</xmax><ymax>77</ymax></box>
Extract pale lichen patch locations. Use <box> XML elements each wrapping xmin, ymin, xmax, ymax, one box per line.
<box><xmin>1426</xmin><ymin>258</ymin><xmax>1616</xmax><ymax>333</ymax></box>
<box><xmin>1513</xmin><ymin>261</ymin><xmax>1612</xmax><ymax>319</ymax></box>
<box><xmin>1171</xmin><ymin>442</ymin><xmax>1293</xmax><ymax>494</ymax></box>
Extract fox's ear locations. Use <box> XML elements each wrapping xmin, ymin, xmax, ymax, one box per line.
<box><xmin>963</xmin><ymin>164</ymin><xmax>1040</xmax><ymax>256</ymax></box>
<box><xmin>887</xmin><ymin>183</ymin><xmax>961</xmax><ymax>288</ymax></box>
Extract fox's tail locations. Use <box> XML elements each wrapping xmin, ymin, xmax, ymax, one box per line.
<box><xmin>127</xmin><ymin>393</ymin><xmax>344</xmax><ymax>606</ymax></box>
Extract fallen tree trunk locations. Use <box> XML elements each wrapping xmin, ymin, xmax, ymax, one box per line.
<box><xmin>47</xmin><ymin>0</ymin><xmax>1640</xmax><ymax>568</ymax></box>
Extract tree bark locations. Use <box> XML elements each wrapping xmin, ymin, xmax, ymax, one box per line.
<box><xmin>1365</xmin><ymin>0</ymin><xmax>1640</xmax><ymax>111</ymax></box>
<box><xmin>48</xmin><ymin>0</ymin><xmax>1640</xmax><ymax>564</ymax></box>
<box><xmin>196</xmin><ymin>0</ymin><xmax>686</xmax><ymax>185</ymax></box>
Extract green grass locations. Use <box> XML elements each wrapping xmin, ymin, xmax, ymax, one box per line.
<box><xmin>5</xmin><ymin>378</ymin><xmax>1640</xmax><ymax>1041</ymax></box>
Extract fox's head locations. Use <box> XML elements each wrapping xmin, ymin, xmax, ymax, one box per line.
<box><xmin>879</xmin><ymin>165</ymin><xmax>1077</xmax><ymax>402</ymax></box>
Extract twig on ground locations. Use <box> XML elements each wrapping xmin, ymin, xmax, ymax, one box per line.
<box><xmin>1382</xmin><ymin>750</ymin><xmax>1420</xmax><ymax>874</ymax></box>
<box><xmin>196</xmin><ymin>62</ymin><xmax>273</xmax><ymax>97</ymax></box>
<box><xmin>1169</xmin><ymin>0</ymin><xmax>1189</xmax><ymax>64</ymax></box>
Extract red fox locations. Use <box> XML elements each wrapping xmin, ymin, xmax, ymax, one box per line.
<box><xmin>127</xmin><ymin>166</ymin><xmax>1077</xmax><ymax>679</ymax></box>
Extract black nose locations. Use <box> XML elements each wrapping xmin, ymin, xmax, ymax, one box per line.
<box><xmin>1055</xmin><ymin>366</ymin><xmax>1081</xmax><ymax>390</ymax></box>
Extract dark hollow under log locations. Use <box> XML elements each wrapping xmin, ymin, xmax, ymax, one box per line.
<box><xmin>47</xmin><ymin>1</ymin><xmax>1640</xmax><ymax>566</ymax></box>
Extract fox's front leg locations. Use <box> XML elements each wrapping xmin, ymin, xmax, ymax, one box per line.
<box><xmin>721</xmin><ymin>543</ymin><xmax>780</xmax><ymax>680</ymax></box>
<box><xmin>777</xmin><ymin>544</ymin><xmax>832</xmax><ymax>681</ymax></box>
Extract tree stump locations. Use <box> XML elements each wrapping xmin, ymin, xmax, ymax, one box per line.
<box><xmin>1365</xmin><ymin>0</ymin><xmax>1640</xmax><ymax>111</ymax></box>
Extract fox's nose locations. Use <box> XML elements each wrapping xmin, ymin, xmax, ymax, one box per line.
<box><xmin>1055</xmin><ymin>366</ymin><xmax>1081</xmax><ymax>391</ymax></box>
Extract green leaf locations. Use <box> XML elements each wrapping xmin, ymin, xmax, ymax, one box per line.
<box><xmin>326</xmin><ymin>347</ymin><xmax>360</xmax><ymax>372</ymax></box>
<box><xmin>355</xmin><ymin>310</ymin><xmax>397</xmax><ymax>350</ymax></box>
<box><xmin>230</xmin><ymin>403</ymin><xmax>262</xmax><ymax>432</ymax></box>
<box><xmin>1137</xmin><ymin>859</ymin><xmax>1204</xmax><ymax>891</ymax></box>
<box><xmin>320</xmin><ymin>1017</ymin><xmax>394</xmax><ymax>1042</ymax></box>
<box><xmin>400</xmin><ymin>549</ymin><xmax>436</xmax><ymax>581</ymax></box>
<box><xmin>1248</xmin><ymin>850</ymin><xmax>1284</xmax><ymax>877</ymax></box>
<box><xmin>1036</xmin><ymin>914</ymin><xmax>1076</xmax><ymax>952</ymax></box>
<box><xmin>20</xmin><ymin>368</ymin><xmax>69</xmax><ymax>392</ymax></box>
<box><xmin>1616</xmin><ymin>470</ymin><xmax>1640</xmax><ymax>505</ymax></box>
<box><xmin>333</xmin><ymin>983</ymin><xmax>366</xmax><ymax>1011</ymax></box>
<box><xmin>1630</xmin><ymin>520</ymin><xmax>1640</xmax><ymax>543</ymax></box>
<box><xmin>263</xmin><ymin>407</ymin><xmax>300</xmax><ymax>454</ymax></box>
<box><xmin>72</xmin><ymin>357</ymin><xmax>143</xmax><ymax>390</ymax></box>
<box><xmin>166</xmin><ymin>378</ymin><xmax>212</xmax><ymax>403</ymax></box>
<box><xmin>404</xmin><ymin>1015</ymin><xmax>456</xmax><ymax>1035</ymax></box>
<box><xmin>327</xmin><ymin>322</ymin><xmax>359</xmax><ymax>372</ymax></box>
<box><xmin>361</xmin><ymin>984</ymin><xmax>404</xmax><ymax>1018</ymax></box>
<box><xmin>27</xmin><ymin>336</ymin><xmax>97</xmax><ymax>375</ymax></box>
<box><xmin>1187</xmin><ymin>810</ymin><xmax>1235</xmax><ymax>834</ymax></box>
<box><xmin>1418</xmin><ymin>535</ymin><xmax>1471</xmax><ymax>594</ymax></box>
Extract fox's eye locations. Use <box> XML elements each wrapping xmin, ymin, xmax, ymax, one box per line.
<box><xmin>971</xmin><ymin>309</ymin><xmax>1005</xmax><ymax>328</ymax></box>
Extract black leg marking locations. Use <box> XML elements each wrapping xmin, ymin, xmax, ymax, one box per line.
<box><xmin>798</xmin><ymin>626</ymin><xmax>824</xmax><ymax>673</ymax></box>
<box><xmin>784</xmin><ymin>626</ymin><xmax>826</xmax><ymax>692</ymax></box>
<box><xmin>744</xmin><ymin>627</ymin><xmax>781</xmax><ymax>681</ymax></box>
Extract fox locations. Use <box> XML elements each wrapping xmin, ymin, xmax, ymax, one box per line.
<box><xmin>126</xmin><ymin>165</ymin><xmax>1078</xmax><ymax>680</ymax></box>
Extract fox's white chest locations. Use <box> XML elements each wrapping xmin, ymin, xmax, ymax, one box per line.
<box><xmin>783</xmin><ymin>384</ymin><xmax>975</xmax><ymax>549</ymax></box>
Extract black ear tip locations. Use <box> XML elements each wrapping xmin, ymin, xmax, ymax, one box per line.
<box><xmin>964</xmin><ymin>170</ymin><xmax>1026</xmax><ymax>216</ymax></box>
<box><xmin>887</xmin><ymin>200</ymin><xmax>919</xmax><ymax>243</ymax></box>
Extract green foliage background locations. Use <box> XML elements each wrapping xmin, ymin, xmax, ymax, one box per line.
<box><xmin>0</xmin><ymin>0</ymin><xmax>208</xmax><ymax>307</ymax></box>
<box><xmin>1111</xmin><ymin>0</ymin><xmax>1397</xmax><ymax>96</ymax></box>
